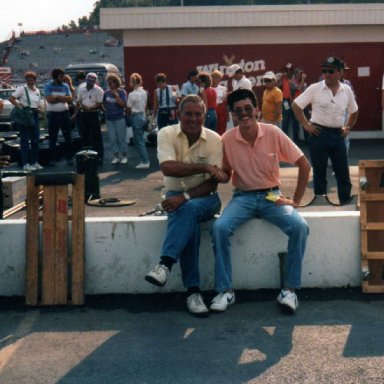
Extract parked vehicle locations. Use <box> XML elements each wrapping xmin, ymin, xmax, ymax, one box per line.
<box><xmin>0</xmin><ymin>88</ymin><xmax>16</xmax><ymax>121</ymax></box>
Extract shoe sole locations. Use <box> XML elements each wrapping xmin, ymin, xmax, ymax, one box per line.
<box><xmin>278</xmin><ymin>301</ymin><xmax>296</xmax><ymax>314</ymax></box>
<box><xmin>144</xmin><ymin>275</ymin><xmax>166</xmax><ymax>287</ymax></box>
<box><xmin>210</xmin><ymin>298</ymin><xmax>235</xmax><ymax>313</ymax></box>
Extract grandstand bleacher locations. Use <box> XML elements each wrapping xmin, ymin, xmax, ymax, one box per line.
<box><xmin>1</xmin><ymin>31</ymin><xmax>124</xmax><ymax>85</ymax></box>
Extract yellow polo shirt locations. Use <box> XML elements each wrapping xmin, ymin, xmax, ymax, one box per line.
<box><xmin>157</xmin><ymin>124</ymin><xmax>223</xmax><ymax>192</ymax></box>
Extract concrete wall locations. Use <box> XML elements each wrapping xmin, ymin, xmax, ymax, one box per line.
<box><xmin>0</xmin><ymin>211</ymin><xmax>361</xmax><ymax>297</ymax></box>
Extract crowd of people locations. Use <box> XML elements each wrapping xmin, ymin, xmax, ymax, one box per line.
<box><xmin>2</xmin><ymin>56</ymin><xmax>378</xmax><ymax>317</ymax></box>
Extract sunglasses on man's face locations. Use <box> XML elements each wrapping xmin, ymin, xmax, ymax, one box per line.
<box><xmin>322</xmin><ymin>69</ymin><xmax>335</xmax><ymax>74</ymax></box>
<box><xmin>263</xmin><ymin>79</ymin><xmax>272</xmax><ymax>83</ymax></box>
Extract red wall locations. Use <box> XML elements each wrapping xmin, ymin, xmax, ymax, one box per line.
<box><xmin>124</xmin><ymin>42</ymin><xmax>384</xmax><ymax>131</ymax></box>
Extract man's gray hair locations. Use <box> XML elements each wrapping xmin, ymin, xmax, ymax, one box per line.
<box><xmin>179</xmin><ymin>94</ymin><xmax>206</xmax><ymax>114</ymax></box>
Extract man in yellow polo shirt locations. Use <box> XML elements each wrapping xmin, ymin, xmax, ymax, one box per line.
<box><xmin>145</xmin><ymin>95</ymin><xmax>226</xmax><ymax>317</ymax></box>
<box><xmin>211</xmin><ymin>89</ymin><xmax>311</xmax><ymax>314</ymax></box>
<box><xmin>261</xmin><ymin>71</ymin><xmax>283</xmax><ymax>128</ymax></box>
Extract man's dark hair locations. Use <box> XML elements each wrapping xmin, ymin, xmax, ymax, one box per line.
<box><xmin>188</xmin><ymin>70</ymin><xmax>198</xmax><ymax>80</ymax></box>
<box><xmin>51</xmin><ymin>67</ymin><xmax>65</xmax><ymax>80</ymax></box>
<box><xmin>76</xmin><ymin>70</ymin><xmax>86</xmax><ymax>81</ymax></box>
<box><xmin>227</xmin><ymin>89</ymin><xmax>258</xmax><ymax>112</ymax></box>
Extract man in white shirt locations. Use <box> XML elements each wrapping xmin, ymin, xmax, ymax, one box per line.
<box><xmin>292</xmin><ymin>57</ymin><xmax>358</xmax><ymax>205</ymax></box>
<box><xmin>228</xmin><ymin>64</ymin><xmax>252</xmax><ymax>92</ymax></box>
<box><xmin>76</xmin><ymin>72</ymin><xmax>104</xmax><ymax>164</ymax></box>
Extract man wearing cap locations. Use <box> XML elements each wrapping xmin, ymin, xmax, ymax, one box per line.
<box><xmin>292</xmin><ymin>57</ymin><xmax>358</xmax><ymax>205</ymax></box>
<box><xmin>228</xmin><ymin>64</ymin><xmax>252</xmax><ymax>92</ymax></box>
<box><xmin>180</xmin><ymin>70</ymin><xmax>199</xmax><ymax>98</ymax></box>
<box><xmin>76</xmin><ymin>73</ymin><xmax>104</xmax><ymax>164</ymax></box>
<box><xmin>260</xmin><ymin>71</ymin><xmax>283</xmax><ymax>127</ymax></box>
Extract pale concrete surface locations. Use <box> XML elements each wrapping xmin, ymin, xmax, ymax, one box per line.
<box><xmin>1</xmin><ymin>289</ymin><xmax>384</xmax><ymax>384</ymax></box>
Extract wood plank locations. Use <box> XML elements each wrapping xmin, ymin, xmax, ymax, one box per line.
<box><xmin>360</xmin><ymin>193</ymin><xmax>384</xmax><ymax>201</ymax></box>
<box><xmin>41</xmin><ymin>186</ymin><xmax>56</xmax><ymax>305</ymax></box>
<box><xmin>25</xmin><ymin>176</ymin><xmax>39</xmax><ymax>306</ymax></box>
<box><xmin>54</xmin><ymin>185</ymin><xmax>69</xmax><ymax>305</ymax></box>
<box><xmin>358</xmin><ymin>160</ymin><xmax>384</xmax><ymax>168</ymax></box>
<box><xmin>361</xmin><ymin>223</ymin><xmax>384</xmax><ymax>230</ymax></box>
<box><xmin>71</xmin><ymin>175</ymin><xmax>85</xmax><ymax>305</ymax></box>
<box><xmin>363</xmin><ymin>285</ymin><xmax>384</xmax><ymax>293</ymax></box>
<box><xmin>362</xmin><ymin>251</ymin><xmax>384</xmax><ymax>260</ymax></box>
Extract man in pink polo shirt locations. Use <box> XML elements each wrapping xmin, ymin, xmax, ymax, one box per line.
<box><xmin>210</xmin><ymin>89</ymin><xmax>311</xmax><ymax>314</ymax></box>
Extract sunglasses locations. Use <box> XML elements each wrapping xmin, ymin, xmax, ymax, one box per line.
<box><xmin>233</xmin><ymin>105</ymin><xmax>254</xmax><ymax>116</ymax></box>
<box><xmin>322</xmin><ymin>69</ymin><xmax>335</xmax><ymax>74</ymax></box>
<box><xmin>263</xmin><ymin>79</ymin><xmax>272</xmax><ymax>83</ymax></box>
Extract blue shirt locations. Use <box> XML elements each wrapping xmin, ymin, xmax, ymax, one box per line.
<box><xmin>44</xmin><ymin>80</ymin><xmax>71</xmax><ymax>112</ymax></box>
<box><xmin>181</xmin><ymin>80</ymin><xmax>199</xmax><ymax>96</ymax></box>
<box><xmin>103</xmin><ymin>89</ymin><xmax>127</xmax><ymax>120</ymax></box>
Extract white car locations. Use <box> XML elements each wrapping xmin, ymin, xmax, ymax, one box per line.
<box><xmin>0</xmin><ymin>88</ymin><xmax>16</xmax><ymax>122</ymax></box>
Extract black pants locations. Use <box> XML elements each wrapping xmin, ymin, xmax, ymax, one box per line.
<box><xmin>47</xmin><ymin>111</ymin><xmax>72</xmax><ymax>162</ymax></box>
<box><xmin>79</xmin><ymin>111</ymin><xmax>104</xmax><ymax>161</ymax></box>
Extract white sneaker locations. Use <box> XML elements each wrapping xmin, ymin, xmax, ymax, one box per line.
<box><xmin>23</xmin><ymin>164</ymin><xmax>33</xmax><ymax>171</ymax></box>
<box><xmin>31</xmin><ymin>163</ymin><xmax>43</xmax><ymax>170</ymax></box>
<box><xmin>145</xmin><ymin>264</ymin><xmax>169</xmax><ymax>287</ymax></box>
<box><xmin>210</xmin><ymin>291</ymin><xmax>236</xmax><ymax>312</ymax></box>
<box><xmin>277</xmin><ymin>289</ymin><xmax>298</xmax><ymax>313</ymax></box>
<box><xmin>135</xmin><ymin>162</ymin><xmax>150</xmax><ymax>169</ymax></box>
<box><xmin>111</xmin><ymin>157</ymin><xmax>120</xmax><ymax>164</ymax></box>
<box><xmin>120</xmin><ymin>157</ymin><xmax>128</xmax><ymax>164</ymax></box>
<box><xmin>187</xmin><ymin>293</ymin><xmax>209</xmax><ymax>317</ymax></box>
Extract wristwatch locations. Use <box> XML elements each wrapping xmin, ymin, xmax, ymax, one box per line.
<box><xmin>183</xmin><ymin>192</ymin><xmax>191</xmax><ymax>201</ymax></box>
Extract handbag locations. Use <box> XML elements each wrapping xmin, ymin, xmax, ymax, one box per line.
<box><xmin>10</xmin><ymin>87</ymin><xmax>34</xmax><ymax>127</ymax></box>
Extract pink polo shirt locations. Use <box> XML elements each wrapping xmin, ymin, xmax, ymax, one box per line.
<box><xmin>222</xmin><ymin>123</ymin><xmax>303</xmax><ymax>190</ymax></box>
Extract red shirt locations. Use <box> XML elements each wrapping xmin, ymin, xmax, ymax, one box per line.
<box><xmin>204</xmin><ymin>87</ymin><xmax>217</xmax><ymax>109</ymax></box>
<box><xmin>281</xmin><ymin>77</ymin><xmax>291</xmax><ymax>100</ymax></box>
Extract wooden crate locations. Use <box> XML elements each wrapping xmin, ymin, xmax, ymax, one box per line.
<box><xmin>25</xmin><ymin>173</ymin><xmax>85</xmax><ymax>306</ymax></box>
<box><xmin>359</xmin><ymin>160</ymin><xmax>384</xmax><ymax>293</ymax></box>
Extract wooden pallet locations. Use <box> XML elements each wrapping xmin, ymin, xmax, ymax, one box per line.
<box><xmin>25</xmin><ymin>173</ymin><xmax>85</xmax><ymax>306</ymax></box>
<box><xmin>359</xmin><ymin>160</ymin><xmax>384</xmax><ymax>293</ymax></box>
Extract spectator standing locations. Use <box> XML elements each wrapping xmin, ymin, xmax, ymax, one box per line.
<box><xmin>180</xmin><ymin>70</ymin><xmax>199</xmax><ymax>98</ymax></box>
<box><xmin>76</xmin><ymin>73</ymin><xmax>104</xmax><ymax>164</ymax></box>
<box><xmin>290</xmin><ymin>68</ymin><xmax>308</xmax><ymax>143</ymax></box>
<box><xmin>63</xmin><ymin>74</ymin><xmax>76</xmax><ymax>127</ymax></box>
<box><xmin>260</xmin><ymin>71</ymin><xmax>283</xmax><ymax>127</ymax></box>
<box><xmin>9</xmin><ymin>71</ymin><xmax>43</xmax><ymax>170</ymax></box>
<box><xmin>211</xmin><ymin>89</ymin><xmax>310</xmax><ymax>314</ymax></box>
<box><xmin>292</xmin><ymin>56</ymin><xmax>358</xmax><ymax>205</ymax></box>
<box><xmin>153</xmin><ymin>73</ymin><xmax>178</xmax><ymax>129</ymax></box>
<box><xmin>211</xmin><ymin>70</ymin><xmax>228</xmax><ymax>135</ymax></box>
<box><xmin>103</xmin><ymin>74</ymin><xmax>128</xmax><ymax>164</ymax></box>
<box><xmin>127</xmin><ymin>73</ymin><xmax>150</xmax><ymax>169</ymax></box>
<box><xmin>228</xmin><ymin>64</ymin><xmax>252</xmax><ymax>91</ymax></box>
<box><xmin>198</xmin><ymin>72</ymin><xmax>217</xmax><ymax>131</ymax></box>
<box><xmin>279</xmin><ymin>63</ymin><xmax>295</xmax><ymax>138</ymax></box>
<box><xmin>44</xmin><ymin>68</ymin><xmax>73</xmax><ymax>165</ymax></box>
<box><xmin>145</xmin><ymin>95</ymin><xmax>225</xmax><ymax>317</ymax></box>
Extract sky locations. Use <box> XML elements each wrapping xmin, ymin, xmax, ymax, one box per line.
<box><xmin>0</xmin><ymin>0</ymin><xmax>96</xmax><ymax>42</ymax></box>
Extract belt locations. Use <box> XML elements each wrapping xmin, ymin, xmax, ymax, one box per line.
<box><xmin>312</xmin><ymin>123</ymin><xmax>342</xmax><ymax>131</ymax></box>
<box><xmin>245</xmin><ymin>186</ymin><xmax>279</xmax><ymax>193</ymax></box>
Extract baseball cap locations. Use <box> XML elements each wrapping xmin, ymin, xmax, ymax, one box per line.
<box><xmin>228</xmin><ymin>64</ymin><xmax>242</xmax><ymax>77</ymax></box>
<box><xmin>263</xmin><ymin>71</ymin><xmax>276</xmax><ymax>80</ymax></box>
<box><xmin>285</xmin><ymin>63</ymin><xmax>292</xmax><ymax>69</ymax></box>
<box><xmin>322</xmin><ymin>57</ymin><xmax>344</xmax><ymax>70</ymax></box>
<box><xmin>86</xmin><ymin>72</ymin><xmax>98</xmax><ymax>80</ymax></box>
<box><xmin>341</xmin><ymin>61</ymin><xmax>350</xmax><ymax>70</ymax></box>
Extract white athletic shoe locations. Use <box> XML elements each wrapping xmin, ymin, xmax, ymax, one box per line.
<box><xmin>135</xmin><ymin>162</ymin><xmax>150</xmax><ymax>169</ymax></box>
<box><xmin>31</xmin><ymin>163</ymin><xmax>43</xmax><ymax>170</ymax></box>
<box><xmin>23</xmin><ymin>164</ymin><xmax>34</xmax><ymax>171</ymax></box>
<box><xmin>277</xmin><ymin>289</ymin><xmax>298</xmax><ymax>313</ymax></box>
<box><xmin>210</xmin><ymin>291</ymin><xmax>236</xmax><ymax>312</ymax></box>
<box><xmin>120</xmin><ymin>157</ymin><xmax>128</xmax><ymax>164</ymax></box>
<box><xmin>111</xmin><ymin>157</ymin><xmax>120</xmax><ymax>164</ymax></box>
<box><xmin>187</xmin><ymin>293</ymin><xmax>209</xmax><ymax>317</ymax></box>
<box><xmin>145</xmin><ymin>264</ymin><xmax>169</xmax><ymax>287</ymax></box>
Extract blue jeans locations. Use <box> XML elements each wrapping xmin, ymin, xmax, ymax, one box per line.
<box><xmin>161</xmin><ymin>191</ymin><xmax>221</xmax><ymax>289</ymax></box>
<box><xmin>204</xmin><ymin>108</ymin><xmax>217</xmax><ymax>131</ymax></box>
<box><xmin>19</xmin><ymin>110</ymin><xmax>39</xmax><ymax>165</ymax></box>
<box><xmin>131</xmin><ymin>112</ymin><xmax>149</xmax><ymax>163</ymax></box>
<box><xmin>282</xmin><ymin>100</ymin><xmax>300</xmax><ymax>143</ymax></box>
<box><xmin>308</xmin><ymin>127</ymin><xmax>351</xmax><ymax>204</ymax></box>
<box><xmin>157</xmin><ymin>108</ymin><xmax>178</xmax><ymax>130</ymax></box>
<box><xmin>212</xmin><ymin>190</ymin><xmax>309</xmax><ymax>292</ymax></box>
<box><xmin>107</xmin><ymin>117</ymin><xmax>127</xmax><ymax>155</ymax></box>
